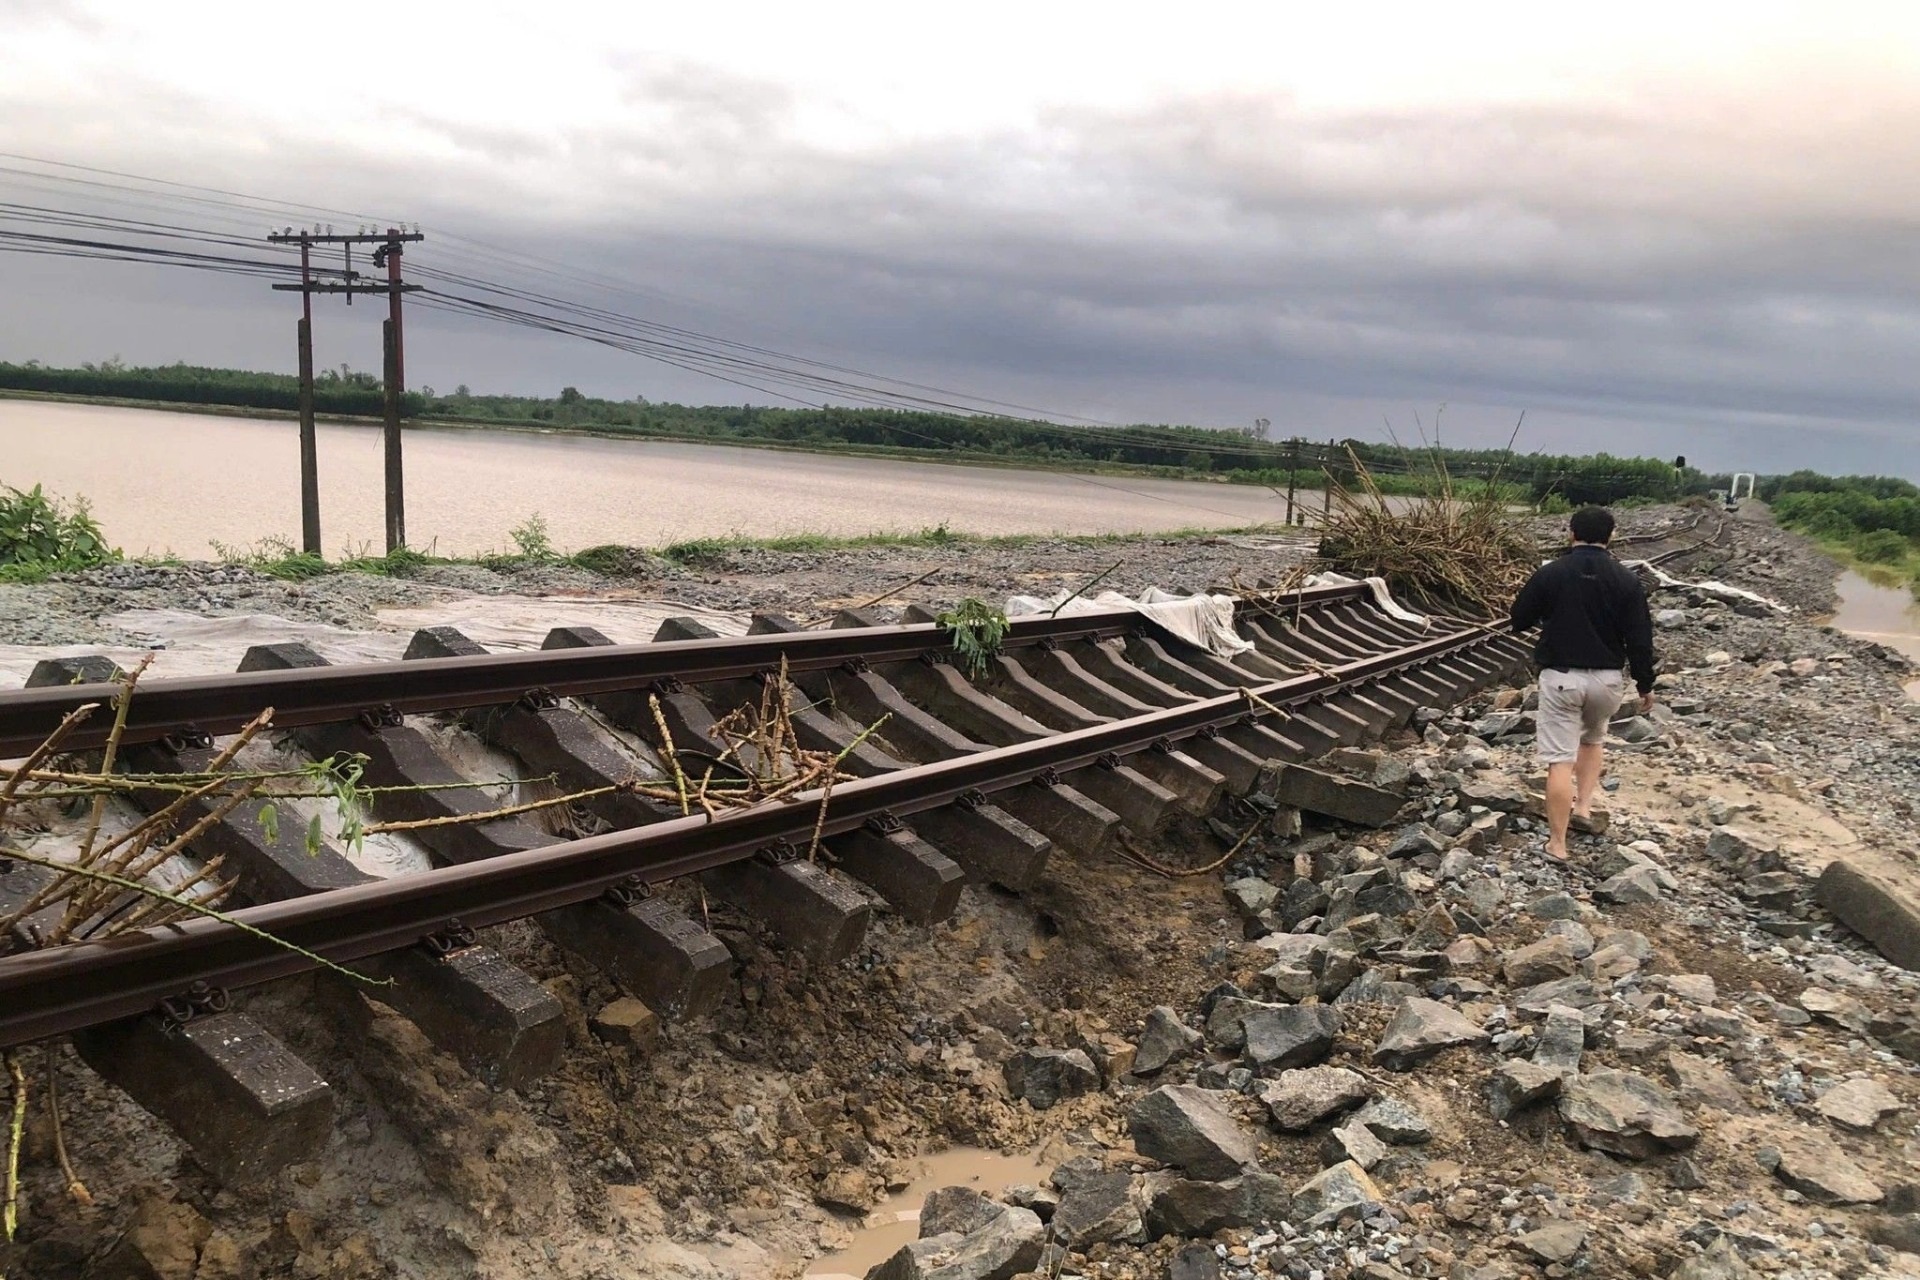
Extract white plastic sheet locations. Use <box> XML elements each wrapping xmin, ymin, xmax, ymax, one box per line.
<box><xmin>1619</xmin><ymin>562</ymin><xmax>1790</xmax><ymax>614</ymax></box>
<box><xmin>1005</xmin><ymin>587</ymin><xmax>1257</xmax><ymax>657</ymax></box>
<box><xmin>1298</xmin><ymin>572</ymin><xmax>1433</xmax><ymax>628</ymax></box>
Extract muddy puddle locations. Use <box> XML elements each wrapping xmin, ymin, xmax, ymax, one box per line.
<box><xmin>802</xmin><ymin>1147</ymin><xmax>1052</xmax><ymax>1279</ymax></box>
<box><xmin>1826</xmin><ymin>569</ymin><xmax>1920</xmax><ymax>699</ymax></box>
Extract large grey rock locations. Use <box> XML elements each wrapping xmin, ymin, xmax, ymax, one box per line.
<box><xmin>1387</xmin><ymin>823</ymin><xmax>1446</xmax><ymax>859</ymax></box>
<box><xmin>1815</xmin><ymin>857</ymin><xmax>1920</xmax><ymax>971</ymax></box>
<box><xmin>1558</xmin><ymin>1070</ymin><xmax>1699</xmax><ymax>1159</ymax></box>
<box><xmin>1224</xmin><ymin>877</ymin><xmax>1280</xmax><ymax>921</ymax></box>
<box><xmin>1352</xmin><ymin>1097</ymin><xmax>1432</xmax><ymax>1145</ymax></box>
<box><xmin>1661</xmin><ymin>1052</ymin><xmax>1748</xmax><ymax>1114</ymax></box>
<box><xmin>1766</xmin><ymin>1129</ymin><xmax>1885</xmax><ymax>1204</ymax></box>
<box><xmin>1289</xmin><ymin>1160</ymin><xmax>1384</xmax><ymax>1228</ymax></box>
<box><xmin>1259</xmin><ymin>1066</ymin><xmax>1372</xmax><ymax>1131</ymax></box>
<box><xmin>1596</xmin><ymin>865</ymin><xmax>1665</xmax><ymax>905</ymax></box>
<box><xmin>1169</xmin><ymin>1242</ymin><xmax>1223</xmax><ymax>1280</ymax></box>
<box><xmin>1532</xmin><ymin>1004</ymin><xmax>1586</xmax><ymax>1073</ymax></box>
<box><xmin>1205</xmin><ymin>997</ymin><xmax>1282</xmax><ymax>1050</ymax></box>
<box><xmin>1513</xmin><ymin>975</ymin><xmax>1606</xmax><ymax>1016</ymax></box>
<box><xmin>866</xmin><ymin>1206</ymin><xmax>1045</xmax><ymax>1280</ymax></box>
<box><xmin>1800</xmin><ymin>986</ymin><xmax>1873</xmax><ymax>1034</ymax></box>
<box><xmin>921</xmin><ymin>1187</ymin><xmax>1003</xmax><ymax>1238</ymax></box>
<box><xmin>1708</xmin><ymin>824</ymin><xmax>1782</xmax><ymax>870</ymax></box>
<box><xmin>1516</xmin><ymin>1220</ymin><xmax>1586</xmax><ymax>1264</ymax></box>
<box><xmin>1490</xmin><ymin>1060</ymin><xmax>1566</xmax><ymax>1120</ymax></box>
<box><xmin>1503</xmin><ymin>936</ymin><xmax>1579</xmax><ymax>987</ymax></box>
<box><xmin>1815</xmin><ymin>1077</ymin><xmax>1904</xmax><ymax>1131</ymax></box>
<box><xmin>1133</xmin><ymin>1007</ymin><xmax>1202</xmax><ymax>1075</ymax></box>
<box><xmin>1146</xmin><ymin>1169</ymin><xmax>1293</xmax><ymax>1238</ymax></box>
<box><xmin>1049</xmin><ymin>1171</ymin><xmax>1144</xmax><ymax>1248</ymax></box>
<box><xmin>1004</xmin><ymin>1048</ymin><xmax>1099</xmax><ymax>1110</ymax></box>
<box><xmin>1128</xmin><ymin>1086</ymin><xmax>1259</xmax><ymax>1181</ymax></box>
<box><xmin>1372</xmin><ymin>998</ymin><xmax>1488</xmax><ymax>1070</ymax></box>
<box><xmin>1242</xmin><ymin>1004</ymin><xmax>1342</xmax><ymax>1070</ymax></box>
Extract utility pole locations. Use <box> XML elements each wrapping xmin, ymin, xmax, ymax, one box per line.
<box><xmin>1284</xmin><ymin>438</ymin><xmax>1298</xmax><ymax>526</ymax></box>
<box><xmin>269</xmin><ymin>226</ymin><xmax>423</xmax><ymax>554</ymax></box>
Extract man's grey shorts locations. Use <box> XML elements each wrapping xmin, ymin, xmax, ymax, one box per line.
<box><xmin>1535</xmin><ymin>668</ymin><xmax>1625</xmax><ymax>764</ymax></box>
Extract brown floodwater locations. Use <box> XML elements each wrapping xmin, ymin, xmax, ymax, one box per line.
<box><xmin>801</xmin><ymin>1146</ymin><xmax>1052</xmax><ymax>1279</ymax></box>
<box><xmin>1826</xmin><ymin>569</ymin><xmax>1920</xmax><ymax>699</ymax></box>
<box><xmin>0</xmin><ymin>401</ymin><xmax>1297</xmax><ymax>559</ymax></box>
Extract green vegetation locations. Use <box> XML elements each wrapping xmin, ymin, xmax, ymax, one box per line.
<box><xmin>936</xmin><ymin>598</ymin><xmax>1011</xmax><ymax>676</ymax></box>
<box><xmin>2</xmin><ymin>358</ymin><xmax>1710</xmax><ymax>503</ymax></box>
<box><xmin>0</xmin><ymin>483</ymin><xmax>117</xmax><ymax>582</ymax></box>
<box><xmin>1767</xmin><ymin>474</ymin><xmax>1920</xmax><ymax>594</ymax></box>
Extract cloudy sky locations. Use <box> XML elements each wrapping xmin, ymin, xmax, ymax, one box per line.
<box><xmin>4</xmin><ymin>1</ymin><xmax>1919</xmax><ymax>476</ymax></box>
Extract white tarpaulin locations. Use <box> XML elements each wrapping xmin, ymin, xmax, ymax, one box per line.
<box><xmin>1005</xmin><ymin>587</ymin><xmax>1257</xmax><ymax>657</ymax></box>
<box><xmin>1620</xmin><ymin>561</ymin><xmax>1790</xmax><ymax>614</ymax></box>
<box><xmin>1298</xmin><ymin>572</ymin><xmax>1433</xmax><ymax>628</ymax></box>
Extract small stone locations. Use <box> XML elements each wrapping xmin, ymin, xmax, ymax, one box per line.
<box><xmin>1259</xmin><ymin>1066</ymin><xmax>1372</xmax><ymax>1131</ymax></box>
<box><xmin>1372</xmin><ymin>998</ymin><xmax>1488</xmax><ymax>1071</ymax></box>
<box><xmin>1670</xmin><ymin>1157</ymin><xmax>1709</xmax><ymax>1191</ymax></box>
<box><xmin>1133</xmin><ymin>1007</ymin><xmax>1203</xmax><ymax>1075</ymax></box>
<box><xmin>1168</xmin><ymin>1241</ymin><xmax>1222</xmax><ymax>1280</ymax></box>
<box><xmin>1516</xmin><ymin>1220</ymin><xmax>1586</xmax><ymax>1263</ymax></box>
<box><xmin>589</xmin><ymin>997</ymin><xmax>661</xmax><ymax>1050</ymax></box>
<box><xmin>1004</xmin><ymin>1048</ymin><xmax>1100</xmax><ymax>1110</ymax></box>
<box><xmin>868</xmin><ymin>1206</ymin><xmax>1046</xmax><ymax>1280</ymax></box>
<box><xmin>1815</xmin><ymin>1077</ymin><xmax>1904</xmax><ymax>1132</ymax></box>
<box><xmin>1663</xmin><ymin>1052</ymin><xmax>1749</xmax><ymax>1114</ymax></box>
<box><xmin>1503</xmin><ymin>936</ymin><xmax>1580</xmax><ymax>987</ymax></box>
<box><xmin>1225</xmin><ymin>877</ymin><xmax>1281</xmax><ymax>921</ymax></box>
<box><xmin>1388</xmin><ymin>824</ymin><xmax>1446</xmax><ymax>859</ymax></box>
<box><xmin>1128</xmin><ymin>1086</ymin><xmax>1261</xmax><ymax>1181</ymax></box>
<box><xmin>1543</xmin><ymin>920</ymin><xmax>1596</xmax><ymax>959</ymax></box>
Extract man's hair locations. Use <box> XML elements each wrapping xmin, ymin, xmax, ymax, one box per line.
<box><xmin>1569</xmin><ymin>506</ymin><xmax>1615</xmax><ymax>545</ymax></box>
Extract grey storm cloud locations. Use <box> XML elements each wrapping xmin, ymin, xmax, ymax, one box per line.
<box><xmin>3</xmin><ymin>19</ymin><xmax>1919</xmax><ymax>476</ymax></box>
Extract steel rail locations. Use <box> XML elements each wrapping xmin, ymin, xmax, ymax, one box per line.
<box><xmin>0</xmin><ymin>584</ymin><xmax>1375</xmax><ymax>757</ymax></box>
<box><xmin>0</xmin><ymin>616</ymin><xmax>1510</xmax><ymax>1049</ymax></box>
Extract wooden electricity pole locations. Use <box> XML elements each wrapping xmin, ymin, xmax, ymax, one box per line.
<box><xmin>269</xmin><ymin>226</ymin><xmax>424</xmax><ymax>554</ymax></box>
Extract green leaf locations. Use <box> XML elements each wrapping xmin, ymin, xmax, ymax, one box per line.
<box><xmin>257</xmin><ymin>801</ymin><xmax>278</xmax><ymax>843</ymax></box>
<box><xmin>306</xmin><ymin>813</ymin><xmax>324</xmax><ymax>856</ymax></box>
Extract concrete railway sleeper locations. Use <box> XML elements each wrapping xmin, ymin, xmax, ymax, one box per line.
<box><xmin>0</xmin><ymin>586</ymin><xmax>1529</xmax><ymax>1184</ymax></box>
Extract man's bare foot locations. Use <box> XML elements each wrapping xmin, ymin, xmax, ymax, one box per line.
<box><xmin>1569</xmin><ymin>809</ymin><xmax>1609</xmax><ymax>835</ymax></box>
<box><xmin>1545</xmin><ymin>842</ymin><xmax>1571</xmax><ymax>862</ymax></box>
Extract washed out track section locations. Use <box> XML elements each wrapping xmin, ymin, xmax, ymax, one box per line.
<box><xmin>0</xmin><ymin>583</ymin><xmax>1529</xmax><ymax>1182</ymax></box>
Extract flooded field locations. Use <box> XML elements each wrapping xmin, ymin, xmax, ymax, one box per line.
<box><xmin>1827</xmin><ymin>568</ymin><xmax>1920</xmax><ymax>698</ymax></box>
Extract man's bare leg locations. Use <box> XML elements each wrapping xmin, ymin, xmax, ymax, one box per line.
<box><xmin>1545</xmin><ymin>761</ymin><xmax>1576</xmax><ymax>860</ymax></box>
<box><xmin>1573</xmin><ymin>742</ymin><xmax>1606</xmax><ymax>818</ymax></box>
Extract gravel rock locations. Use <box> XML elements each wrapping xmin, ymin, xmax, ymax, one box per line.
<box><xmin>1799</xmin><ymin>987</ymin><xmax>1873</xmax><ymax>1034</ymax></box>
<box><xmin>1290</xmin><ymin>1161</ymin><xmax>1384</xmax><ymax>1228</ymax></box>
<box><xmin>1321</xmin><ymin>1120</ymin><xmax>1388</xmax><ymax>1170</ymax></box>
<box><xmin>1145</xmin><ymin>1169</ymin><xmax>1293</xmax><ymax>1238</ymax></box>
<box><xmin>1516</xmin><ymin>1219</ymin><xmax>1586</xmax><ymax>1263</ymax></box>
<box><xmin>1003</xmin><ymin>1048</ymin><xmax>1099</xmax><ymax>1110</ymax></box>
<box><xmin>1241</xmin><ymin>1004</ymin><xmax>1342</xmax><ymax>1071</ymax></box>
<box><xmin>1048</xmin><ymin>1171</ymin><xmax>1144</xmax><ymax>1248</ymax></box>
<box><xmin>1372</xmin><ymin>998</ymin><xmax>1488</xmax><ymax>1070</ymax></box>
<box><xmin>1558</xmin><ymin>1070</ymin><xmax>1700</xmax><ymax>1159</ymax></box>
<box><xmin>1596</xmin><ymin>864</ymin><xmax>1666</xmax><ymax>904</ymax></box>
<box><xmin>1503</xmin><ymin>936</ymin><xmax>1580</xmax><ymax>987</ymax></box>
<box><xmin>1132</xmin><ymin>1007</ymin><xmax>1202</xmax><ymax>1076</ymax></box>
<box><xmin>1259</xmin><ymin>1066</ymin><xmax>1372</xmax><ymax>1131</ymax></box>
<box><xmin>1815</xmin><ymin>1077</ymin><xmax>1904</xmax><ymax>1131</ymax></box>
<box><xmin>921</xmin><ymin>1187</ymin><xmax>1004</xmax><ymax>1238</ymax></box>
<box><xmin>1667</xmin><ymin>1237</ymin><xmax>1756</xmax><ymax>1279</ymax></box>
<box><xmin>1351</xmin><ymin>1097</ymin><xmax>1433</xmax><ymax>1146</ymax></box>
<box><xmin>1490</xmin><ymin>1060</ymin><xmax>1566</xmax><ymax>1120</ymax></box>
<box><xmin>1128</xmin><ymin>1086</ymin><xmax>1259</xmax><ymax>1181</ymax></box>
<box><xmin>1766</xmin><ymin>1128</ymin><xmax>1885</xmax><ymax>1204</ymax></box>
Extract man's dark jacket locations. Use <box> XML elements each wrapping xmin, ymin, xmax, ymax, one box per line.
<box><xmin>1509</xmin><ymin>545</ymin><xmax>1657</xmax><ymax>694</ymax></box>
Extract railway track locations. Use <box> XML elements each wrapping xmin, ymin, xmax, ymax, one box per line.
<box><xmin>0</xmin><ymin>582</ymin><xmax>1530</xmax><ymax>1183</ymax></box>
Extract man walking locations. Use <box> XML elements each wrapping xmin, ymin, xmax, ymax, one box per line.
<box><xmin>1510</xmin><ymin>506</ymin><xmax>1657</xmax><ymax>861</ymax></box>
